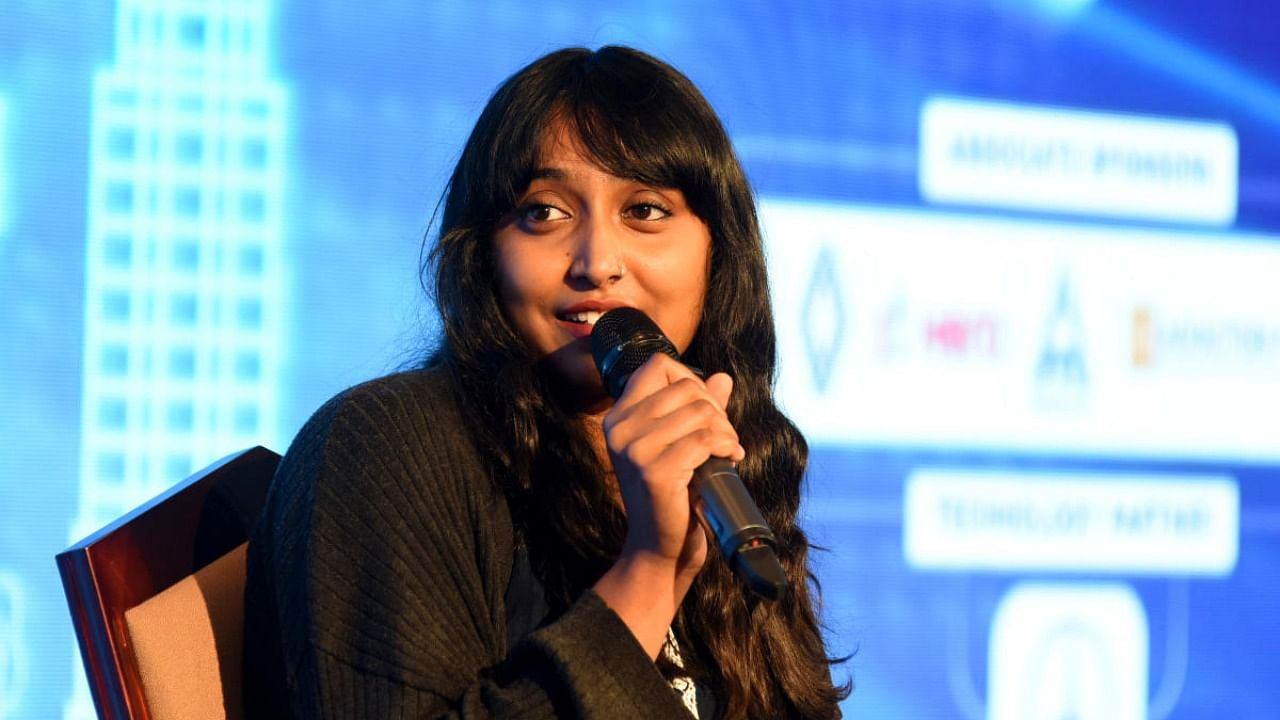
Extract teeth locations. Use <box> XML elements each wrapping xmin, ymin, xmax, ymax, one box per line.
<box><xmin>565</xmin><ymin>311</ymin><xmax>604</xmax><ymax>325</ymax></box>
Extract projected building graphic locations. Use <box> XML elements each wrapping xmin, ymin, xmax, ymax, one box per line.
<box><xmin>0</xmin><ymin>95</ymin><xmax>8</xmax><ymax>238</ymax></box>
<box><xmin>68</xmin><ymin>1</ymin><xmax>286</xmax><ymax>717</ymax></box>
<box><xmin>0</xmin><ymin>98</ymin><xmax>16</xmax><ymax>720</ymax></box>
<box><xmin>0</xmin><ymin>570</ymin><xmax>27</xmax><ymax>720</ymax></box>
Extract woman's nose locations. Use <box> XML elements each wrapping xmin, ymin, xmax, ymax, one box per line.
<box><xmin>567</xmin><ymin>215</ymin><xmax>626</xmax><ymax>287</ymax></box>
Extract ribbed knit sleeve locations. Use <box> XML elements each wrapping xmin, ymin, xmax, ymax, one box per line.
<box><xmin>243</xmin><ymin>369</ymin><xmax>693</xmax><ymax>719</ymax></box>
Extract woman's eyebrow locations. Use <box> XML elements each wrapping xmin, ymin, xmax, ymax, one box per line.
<box><xmin>530</xmin><ymin>167</ymin><xmax>568</xmax><ymax>181</ymax></box>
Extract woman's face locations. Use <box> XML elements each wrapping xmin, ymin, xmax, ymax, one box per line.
<box><xmin>493</xmin><ymin>121</ymin><xmax>712</xmax><ymax>408</ymax></box>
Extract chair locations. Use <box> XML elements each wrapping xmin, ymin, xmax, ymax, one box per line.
<box><xmin>57</xmin><ymin>446</ymin><xmax>280</xmax><ymax>720</ymax></box>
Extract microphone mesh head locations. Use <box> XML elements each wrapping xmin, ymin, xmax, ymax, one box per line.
<box><xmin>591</xmin><ymin>308</ymin><xmax>679</xmax><ymax>398</ymax></box>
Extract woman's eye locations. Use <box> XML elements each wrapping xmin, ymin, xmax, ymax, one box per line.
<box><xmin>521</xmin><ymin>203</ymin><xmax>569</xmax><ymax>223</ymax></box>
<box><xmin>624</xmin><ymin>203</ymin><xmax>672</xmax><ymax>221</ymax></box>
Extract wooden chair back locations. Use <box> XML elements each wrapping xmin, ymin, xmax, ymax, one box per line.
<box><xmin>57</xmin><ymin>446</ymin><xmax>279</xmax><ymax>719</ymax></box>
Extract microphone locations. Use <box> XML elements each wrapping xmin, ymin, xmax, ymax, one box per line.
<box><xmin>591</xmin><ymin>307</ymin><xmax>789</xmax><ymax>602</ymax></box>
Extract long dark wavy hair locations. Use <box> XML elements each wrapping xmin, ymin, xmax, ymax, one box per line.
<box><xmin>422</xmin><ymin>46</ymin><xmax>848</xmax><ymax>719</ymax></box>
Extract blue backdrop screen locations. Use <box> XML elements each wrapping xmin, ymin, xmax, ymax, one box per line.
<box><xmin>2</xmin><ymin>1</ymin><xmax>1278</xmax><ymax>718</ymax></box>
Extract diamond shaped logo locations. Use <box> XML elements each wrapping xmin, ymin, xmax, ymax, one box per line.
<box><xmin>802</xmin><ymin>244</ymin><xmax>847</xmax><ymax>393</ymax></box>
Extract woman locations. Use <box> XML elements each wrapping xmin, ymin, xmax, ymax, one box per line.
<box><xmin>243</xmin><ymin>46</ymin><xmax>847</xmax><ymax>719</ymax></box>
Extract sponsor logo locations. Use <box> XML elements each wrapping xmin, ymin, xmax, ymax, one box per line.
<box><xmin>1035</xmin><ymin>273</ymin><xmax>1088</xmax><ymax>409</ymax></box>
<box><xmin>1133</xmin><ymin>306</ymin><xmax>1280</xmax><ymax>370</ymax></box>
<box><xmin>878</xmin><ymin>296</ymin><xmax>1001</xmax><ymax>362</ymax></box>
<box><xmin>801</xmin><ymin>245</ymin><xmax>847</xmax><ymax>393</ymax></box>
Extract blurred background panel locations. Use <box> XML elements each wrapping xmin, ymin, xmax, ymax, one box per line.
<box><xmin>1</xmin><ymin>1</ymin><xmax>1277</xmax><ymax>718</ymax></box>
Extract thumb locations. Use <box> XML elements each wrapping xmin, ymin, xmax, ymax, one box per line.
<box><xmin>705</xmin><ymin>372</ymin><xmax>734</xmax><ymax>411</ymax></box>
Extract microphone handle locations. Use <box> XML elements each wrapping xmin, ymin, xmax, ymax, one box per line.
<box><xmin>692</xmin><ymin>458</ymin><xmax>789</xmax><ymax>601</ymax></box>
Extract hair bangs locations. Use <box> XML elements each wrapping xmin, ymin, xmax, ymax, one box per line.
<box><xmin>472</xmin><ymin>47</ymin><xmax>726</xmax><ymax>228</ymax></box>
<box><xmin>560</xmin><ymin>53</ymin><xmax>724</xmax><ymax>221</ymax></box>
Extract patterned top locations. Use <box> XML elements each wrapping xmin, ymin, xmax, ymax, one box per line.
<box><xmin>664</xmin><ymin>628</ymin><xmax>699</xmax><ymax>718</ymax></box>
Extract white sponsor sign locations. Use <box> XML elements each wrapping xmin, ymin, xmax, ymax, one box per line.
<box><xmin>919</xmin><ymin>96</ymin><xmax>1238</xmax><ymax>225</ymax></box>
<box><xmin>903</xmin><ymin>470</ymin><xmax>1239</xmax><ymax>575</ymax></box>
<box><xmin>989</xmin><ymin>583</ymin><xmax>1149</xmax><ymax>720</ymax></box>
<box><xmin>761</xmin><ymin>199</ymin><xmax>1280</xmax><ymax>461</ymax></box>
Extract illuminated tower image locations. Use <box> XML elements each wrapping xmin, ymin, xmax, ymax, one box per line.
<box><xmin>0</xmin><ymin>93</ymin><xmax>17</xmax><ymax>720</ymax></box>
<box><xmin>68</xmin><ymin>1</ymin><xmax>286</xmax><ymax>717</ymax></box>
<box><xmin>0</xmin><ymin>569</ymin><xmax>28</xmax><ymax>720</ymax></box>
<box><xmin>0</xmin><ymin>95</ymin><xmax>8</xmax><ymax>239</ymax></box>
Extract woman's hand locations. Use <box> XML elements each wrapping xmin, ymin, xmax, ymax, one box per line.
<box><xmin>591</xmin><ymin>353</ymin><xmax>743</xmax><ymax>659</ymax></box>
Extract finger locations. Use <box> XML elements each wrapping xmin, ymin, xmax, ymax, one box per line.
<box><xmin>617</xmin><ymin>353</ymin><xmax>702</xmax><ymax>404</ymax></box>
<box><xmin>620</xmin><ymin>401</ymin><xmax>742</xmax><ymax>467</ymax></box>
<box><xmin>607</xmin><ymin>384</ymin><xmax>742</xmax><ymax>463</ymax></box>
<box><xmin>612</xmin><ymin>376</ymin><xmax>713</xmax><ymax>427</ymax></box>
<box><xmin>704</xmin><ymin>372</ymin><xmax>733</xmax><ymax>411</ymax></box>
<box><xmin>606</xmin><ymin>376</ymin><xmax>720</xmax><ymax>448</ymax></box>
<box><xmin>653</xmin><ymin>428</ymin><xmax>746</xmax><ymax>480</ymax></box>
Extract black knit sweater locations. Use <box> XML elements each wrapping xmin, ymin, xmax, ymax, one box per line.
<box><xmin>242</xmin><ymin>368</ymin><xmax>695</xmax><ymax>718</ymax></box>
